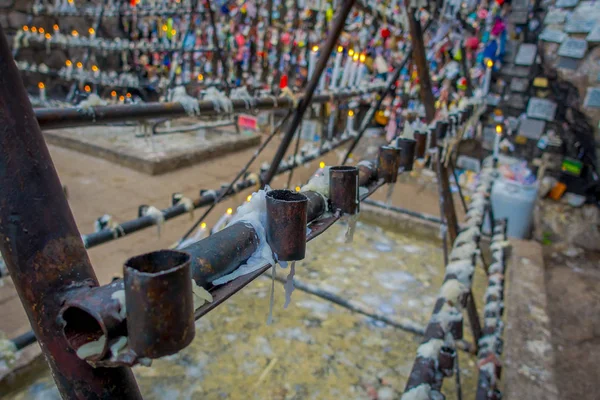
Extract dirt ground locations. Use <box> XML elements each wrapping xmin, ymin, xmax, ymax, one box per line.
<box><xmin>544</xmin><ymin>245</ymin><xmax>600</xmax><ymax>400</ymax></box>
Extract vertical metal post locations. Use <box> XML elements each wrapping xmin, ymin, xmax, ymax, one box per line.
<box><xmin>459</xmin><ymin>43</ymin><xmax>473</xmax><ymax>97</ymax></box>
<box><xmin>0</xmin><ymin>27</ymin><xmax>142</xmax><ymax>399</ymax></box>
<box><xmin>408</xmin><ymin>8</ymin><xmax>435</xmax><ymax>122</ymax></box>
<box><xmin>262</xmin><ymin>0</ymin><xmax>357</xmax><ymax>186</ymax></box>
<box><xmin>206</xmin><ymin>0</ymin><xmax>230</xmax><ymax>93</ymax></box>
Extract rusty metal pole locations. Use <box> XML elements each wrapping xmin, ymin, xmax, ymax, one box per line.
<box><xmin>262</xmin><ymin>0</ymin><xmax>357</xmax><ymax>186</ymax></box>
<box><xmin>408</xmin><ymin>8</ymin><xmax>435</xmax><ymax>122</ymax></box>
<box><xmin>0</xmin><ymin>26</ymin><xmax>142</xmax><ymax>399</ymax></box>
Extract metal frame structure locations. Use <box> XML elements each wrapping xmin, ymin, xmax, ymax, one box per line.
<box><xmin>0</xmin><ymin>2</ymin><xmax>511</xmax><ymax>398</ymax></box>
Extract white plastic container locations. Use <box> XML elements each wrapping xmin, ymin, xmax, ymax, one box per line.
<box><xmin>490</xmin><ymin>178</ymin><xmax>539</xmax><ymax>238</ymax></box>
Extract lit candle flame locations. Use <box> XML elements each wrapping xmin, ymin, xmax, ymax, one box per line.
<box><xmin>312</xmin><ymin>45</ymin><xmax>319</xmax><ymax>52</ymax></box>
<box><xmin>38</xmin><ymin>82</ymin><xmax>45</xmax><ymax>89</ymax></box>
<box><xmin>111</xmin><ymin>91</ymin><xmax>117</xmax><ymax>97</ymax></box>
<box><xmin>84</xmin><ymin>85</ymin><xmax>91</xmax><ymax>93</ymax></box>
<box><xmin>348</xmin><ymin>110</ymin><xmax>354</xmax><ymax>117</ymax></box>
<box><xmin>319</xmin><ymin>161</ymin><xmax>325</xmax><ymax>169</ymax></box>
<box><xmin>226</xmin><ymin>208</ymin><xmax>233</xmax><ymax>215</ymax></box>
<box><xmin>337</xmin><ymin>46</ymin><xmax>343</xmax><ymax>53</ymax></box>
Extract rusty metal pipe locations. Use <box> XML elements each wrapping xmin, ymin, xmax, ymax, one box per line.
<box><xmin>0</xmin><ymin>25</ymin><xmax>142</xmax><ymax>398</ymax></box>
<box><xmin>329</xmin><ymin>166</ymin><xmax>359</xmax><ymax>215</ymax></box>
<box><xmin>83</xmin><ymin>134</ymin><xmax>354</xmax><ymax>249</ymax></box>
<box><xmin>266</xmin><ymin>190</ymin><xmax>308</xmax><ymax>261</ymax></box>
<box><xmin>57</xmin><ymin>159</ymin><xmax>381</xmax><ymax>363</ymax></box>
<box><xmin>35</xmin><ymin>87</ymin><xmax>383</xmax><ymax>130</ymax></box>
<box><xmin>124</xmin><ymin>250</ymin><xmax>195</xmax><ymax>358</ymax></box>
<box><xmin>396</xmin><ymin>138</ymin><xmax>417</xmax><ymax>171</ymax></box>
<box><xmin>414</xmin><ymin>130</ymin><xmax>428</xmax><ymax>159</ymax></box>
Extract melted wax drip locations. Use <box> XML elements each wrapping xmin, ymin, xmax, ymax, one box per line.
<box><xmin>283</xmin><ymin>262</ymin><xmax>296</xmax><ymax>309</ymax></box>
<box><xmin>267</xmin><ymin>264</ymin><xmax>276</xmax><ymax>325</ymax></box>
<box><xmin>345</xmin><ymin>214</ymin><xmax>359</xmax><ymax>243</ymax></box>
<box><xmin>385</xmin><ymin>182</ymin><xmax>395</xmax><ymax>208</ymax></box>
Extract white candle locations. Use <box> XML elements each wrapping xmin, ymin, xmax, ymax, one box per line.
<box><xmin>346</xmin><ymin>109</ymin><xmax>355</xmax><ymax>133</ymax></box>
<box><xmin>493</xmin><ymin>125</ymin><xmax>502</xmax><ymax>159</ymax></box>
<box><xmin>308</xmin><ymin>45</ymin><xmax>318</xmax><ymax>81</ymax></box>
<box><xmin>340</xmin><ymin>49</ymin><xmax>354</xmax><ymax>88</ymax></box>
<box><xmin>354</xmin><ymin>53</ymin><xmax>366</xmax><ymax>86</ymax></box>
<box><xmin>212</xmin><ymin>209</ymin><xmax>233</xmax><ymax>233</ymax></box>
<box><xmin>65</xmin><ymin>60</ymin><xmax>73</xmax><ymax>79</ymax></box>
<box><xmin>348</xmin><ymin>53</ymin><xmax>359</xmax><ymax>87</ymax></box>
<box><xmin>483</xmin><ymin>58</ymin><xmax>493</xmax><ymax>95</ymax></box>
<box><xmin>38</xmin><ymin>82</ymin><xmax>46</xmax><ymax>101</ymax></box>
<box><xmin>330</xmin><ymin>45</ymin><xmax>343</xmax><ymax>89</ymax></box>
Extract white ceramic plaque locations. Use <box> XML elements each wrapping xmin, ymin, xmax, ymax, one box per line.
<box><xmin>557</xmin><ymin>38</ymin><xmax>588</xmax><ymax>58</ymax></box>
<box><xmin>515</xmin><ymin>43</ymin><xmax>538</xmax><ymax>65</ymax></box>
<box><xmin>583</xmin><ymin>87</ymin><xmax>600</xmax><ymax>108</ymax></box>
<box><xmin>527</xmin><ymin>98</ymin><xmax>557</xmax><ymax>121</ymax></box>
<box><xmin>545</xmin><ymin>8</ymin><xmax>569</xmax><ymax>24</ymax></box>
<box><xmin>540</xmin><ymin>29</ymin><xmax>567</xmax><ymax>43</ymax></box>
<box><xmin>565</xmin><ymin>17</ymin><xmax>596</xmax><ymax>33</ymax></box>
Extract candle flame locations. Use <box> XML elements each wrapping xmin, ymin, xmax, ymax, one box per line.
<box><xmin>38</xmin><ymin>82</ymin><xmax>45</xmax><ymax>89</ymax></box>
<box><xmin>65</xmin><ymin>60</ymin><xmax>72</xmax><ymax>67</ymax></box>
<box><xmin>23</xmin><ymin>26</ymin><xmax>29</xmax><ymax>31</ymax></box>
<box><xmin>162</xmin><ymin>25</ymin><xmax>168</xmax><ymax>32</ymax></box>
<box><xmin>88</xmin><ymin>28</ymin><xmax>95</xmax><ymax>35</ymax></box>
<box><xmin>359</xmin><ymin>54</ymin><xmax>366</xmax><ymax>63</ymax></box>
<box><xmin>201</xmin><ymin>222</ymin><xmax>207</xmax><ymax>229</ymax></box>
<box><xmin>53</xmin><ymin>24</ymin><xmax>59</xmax><ymax>31</ymax></box>
<box><xmin>45</xmin><ymin>33</ymin><xmax>51</xmax><ymax>39</ymax></box>
<box><xmin>72</xmin><ymin>30</ymin><xmax>79</xmax><ymax>37</ymax></box>
<box><xmin>337</xmin><ymin>45</ymin><xmax>343</xmax><ymax>53</ymax></box>
<box><xmin>126</xmin><ymin>93</ymin><xmax>132</xmax><ymax>98</ymax></box>
<box><xmin>31</xmin><ymin>27</ymin><xmax>37</xmax><ymax>33</ymax></box>
<box><xmin>348</xmin><ymin>110</ymin><xmax>354</xmax><ymax>117</ymax></box>
<box><xmin>495</xmin><ymin>125</ymin><xmax>502</xmax><ymax>134</ymax></box>
<box><xmin>319</xmin><ymin>161</ymin><xmax>325</xmax><ymax>169</ymax></box>
<box><xmin>486</xmin><ymin>59</ymin><xmax>493</xmax><ymax>68</ymax></box>
<box><xmin>348</xmin><ymin>49</ymin><xmax>354</xmax><ymax>57</ymax></box>
<box><xmin>197</xmin><ymin>74</ymin><xmax>204</xmax><ymax>81</ymax></box>
<box><xmin>84</xmin><ymin>85</ymin><xmax>91</xmax><ymax>93</ymax></box>
<box><xmin>312</xmin><ymin>45</ymin><xmax>319</xmax><ymax>52</ymax></box>
<box><xmin>353</xmin><ymin>53</ymin><xmax>359</xmax><ymax>61</ymax></box>
<box><xmin>92</xmin><ymin>65</ymin><xmax>99</xmax><ymax>72</ymax></box>
<box><xmin>38</xmin><ymin>28</ymin><xmax>45</xmax><ymax>34</ymax></box>
<box><xmin>246</xmin><ymin>195</ymin><xmax>252</xmax><ymax>202</ymax></box>
<box><xmin>295</xmin><ymin>186</ymin><xmax>301</xmax><ymax>192</ymax></box>
<box><xmin>111</xmin><ymin>91</ymin><xmax>117</xmax><ymax>97</ymax></box>
<box><xmin>119</xmin><ymin>95</ymin><xmax>125</xmax><ymax>101</ymax></box>
<box><xmin>76</xmin><ymin>62</ymin><xmax>83</xmax><ymax>68</ymax></box>
<box><xmin>226</xmin><ymin>208</ymin><xmax>233</xmax><ymax>215</ymax></box>
<box><xmin>171</xmin><ymin>29</ymin><xmax>177</xmax><ymax>36</ymax></box>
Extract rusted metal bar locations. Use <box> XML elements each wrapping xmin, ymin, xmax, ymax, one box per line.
<box><xmin>83</xmin><ymin>131</ymin><xmax>354</xmax><ymax>249</ymax></box>
<box><xmin>362</xmin><ymin>199</ymin><xmax>443</xmax><ymax>224</ymax></box>
<box><xmin>408</xmin><ymin>8</ymin><xmax>436</xmax><ymax>122</ymax></box>
<box><xmin>0</xmin><ymin>25</ymin><xmax>142</xmax><ymax>398</ymax></box>
<box><xmin>262</xmin><ymin>0</ymin><xmax>358</xmax><ymax>186</ymax></box>
<box><xmin>476</xmin><ymin>219</ymin><xmax>508</xmax><ymax>400</ymax></box>
<box><xmin>56</xmin><ymin>157</ymin><xmax>383</xmax><ymax>367</ymax></box>
<box><xmin>35</xmin><ymin>86</ymin><xmax>383</xmax><ymax>131</ymax></box>
<box><xmin>205</xmin><ymin>0</ymin><xmax>230</xmax><ymax>93</ymax></box>
<box><xmin>460</xmin><ymin>44</ymin><xmax>474</xmax><ymax>97</ymax></box>
<box><xmin>402</xmin><ymin>166</ymin><xmax>496</xmax><ymax>399</ymax></box>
